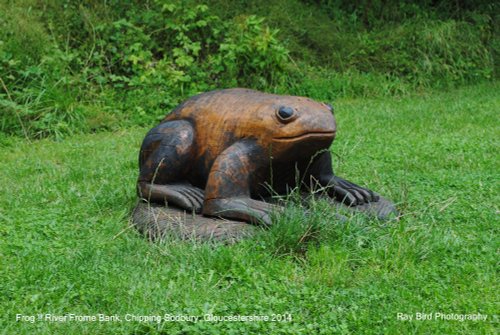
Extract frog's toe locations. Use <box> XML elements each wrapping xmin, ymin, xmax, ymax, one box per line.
<box><xmin>332</xmin><ymin>186</ymin><xmax>358</xmax><ymax>206</ymax></box>
<box><xmin>355</xmin><ymin>187</ymin><xmax>372</xmax><ymax>203</ymax></box>
<box><xmin>203</xmin><ymin>197</ymin><xmax>280</xmax><ymax>226</ymax></box>
<box><xmin>332</xmin><ymin>177</ymin><xmax>380</xmax><ymax>205</ymax></box>
<box><xmin>180</xmin><ymin>188</ymin><xmax>204</xmax><ymax>208</ymax></box>
<box><xmin>171</xmin><ymin>184</ymin><xmax>205</xmax><ymax>212</ymax></box>
<box><xmin>140</xmin><ymin>183</ymin><xmax>205</xmax><ymax>213</ymax></box>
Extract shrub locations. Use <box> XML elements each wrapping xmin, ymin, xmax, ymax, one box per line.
<box><xmin>0</xmin><ymin>1</ymin><xmax>289</xmax><ymax>138</ymax></box>
<box><xmin>0</xmin><ymin>0</ymin><xmax>497</xmax><ymax>139</ymax></box>
<box><xmin>90</xmin><ymin>3</ymin><xmax>289</xmax><ymax>90</ymax></box>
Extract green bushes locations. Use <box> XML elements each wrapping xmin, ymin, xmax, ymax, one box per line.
<box><xmin>204</xmin><ymin>0</ymin><xmax>496</xmax><ymax>86</ymax></box>
<box><xmin>0</xmin><ymin>0</ymin><xmax>497</xmax><ymax>139</ymax></box>
<box><xmin>91</xmin><ymin>4</ymin><xmax>287</xmax><ymax>92</ymax></box>
<box><xmin>0</xmin><ymin>1</ymin><xmax>289</xmax><ymax>138</ymax></box>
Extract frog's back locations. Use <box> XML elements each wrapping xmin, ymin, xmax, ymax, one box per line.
<box><xmin>158</xmin><ymin>89</ymin><xmax>277</xmax><ymax>177</ymax></box>
<box><xmin>163</xmin><ymin>88</ymin><xmax>280</xmax><ymax>122</ymax></box>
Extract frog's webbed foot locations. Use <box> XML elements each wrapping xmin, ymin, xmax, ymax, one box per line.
<box><xmin>329</xmin><ymin>176</ymin><xmax>379</xmax><ymax>206</ymax></box>
<box><xmin>308</xmin><ymin>152</ymin><xmax>379</xmax><ymax>206</ymax></box>
<box><xmin>307</xmin><ymin>152</ymin><xmax>397</xmax><ymax>220</ymax></box>
<box><xmin>139</xmin><ymin>182</ymin><xmax>204</xmax><ymax>213</ymax></box>
<box><xmin>320</xmin><ymin>176</ymin><xmax>398</xmax><ymax>220</ymax></box>
<box><xmin>203</xmin><ymin>197</ymin><xmax>281</xmax><ymax>226</ymax></box>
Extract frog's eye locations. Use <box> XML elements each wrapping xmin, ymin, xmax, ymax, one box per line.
<box><xmin>277</xmin><ymin>106</ymin><xmax>295</xmax><ymax>122</ymax></box>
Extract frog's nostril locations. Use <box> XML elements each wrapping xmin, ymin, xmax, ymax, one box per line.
<box><xmin>277</xmin><ymin>106</ymin><xmax>294</xmax><ymax>121</ymax></box>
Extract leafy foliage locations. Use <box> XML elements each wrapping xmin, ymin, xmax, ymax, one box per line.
<box><xmin>0</xmin><ymin>1</ymin><xmax>288</xmax><ymax>138</ymax></box>
<box><xmin>0</xmin><ymin>0</ymin><xmax>497</xmax><ymax>139</ymax></box>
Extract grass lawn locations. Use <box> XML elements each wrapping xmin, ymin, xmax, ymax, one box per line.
<box><xmin>0</xmin><ymin>83</ymin><xmax>498</xmax><ymax>334</ymax></box>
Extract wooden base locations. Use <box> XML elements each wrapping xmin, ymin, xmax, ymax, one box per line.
<box><xmin>131</xmin><ymin>201</ymin><xmax>257</xmax><ymax>243</ymax></box>
<box><xmin>131</xmin><ymin>196</ymin><xmax>397</xmax><ymax>243</ymax></box>
<box><xmin>328</xmin><ymin>195</ymin><xmax>398</xmax><ymax>221</ymax></box>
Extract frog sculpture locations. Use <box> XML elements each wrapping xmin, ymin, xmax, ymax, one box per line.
<box><xmin>137</xmin><ymin>88</ymin><xmax>396</xmax><ymax>226</ymax></box>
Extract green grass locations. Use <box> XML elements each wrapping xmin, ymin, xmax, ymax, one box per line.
<box><xmin>0</xmin><ymin>82</ymin><xmax>498</xmax><ymax>334</ymax></box>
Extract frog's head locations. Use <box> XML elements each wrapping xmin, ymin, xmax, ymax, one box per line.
<box><xmin>262</xmin><ymin>97</ymin><xmax>336</xmax><ymax>160</ymax></box>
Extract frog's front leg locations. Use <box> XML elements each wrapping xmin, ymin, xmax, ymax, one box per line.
<box><xmin>309</xmin><ymin>151</ymin><xmax>379</xmax><ymax>206</ymax></box>
<box><xmin>203</xmin><ymin>140</ymin><xmax>279</xmax><ymax>226</ymax></box>
<box><xmin>137</xmin><ymin>120</ymin><xmax>204</xmax><ymax>213</ymax></box>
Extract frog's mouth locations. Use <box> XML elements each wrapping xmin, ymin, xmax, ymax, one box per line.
<box><xmin>273</xmin><ymin>131</ymin><xmax>335</xmax><ymax>142</ymax></box>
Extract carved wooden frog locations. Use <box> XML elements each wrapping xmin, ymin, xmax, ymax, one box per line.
<box><xmin>137</xmin><ymin>88</ymin><xmax>384</xmax><ymax>225</ymax></box>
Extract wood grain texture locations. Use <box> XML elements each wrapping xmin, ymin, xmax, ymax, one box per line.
<box><xmin>136</xmin><ymin>88</ymin><xmax>395</xmax><ymax>227</ymax></box>
<box><xmin>131</xmin><ymin>201</ymin><xmax>257</xmax><ymax>243</ymax></box>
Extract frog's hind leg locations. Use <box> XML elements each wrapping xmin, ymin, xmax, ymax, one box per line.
<box><xmin>137</xmin><ymin>120</ymin><xmax>204</xmax><ymax>213</ymax></box>
<box><xmin>202</xmin><ymin>140</ymin><xmax>281</xmax><ymax>226</ymax></box>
